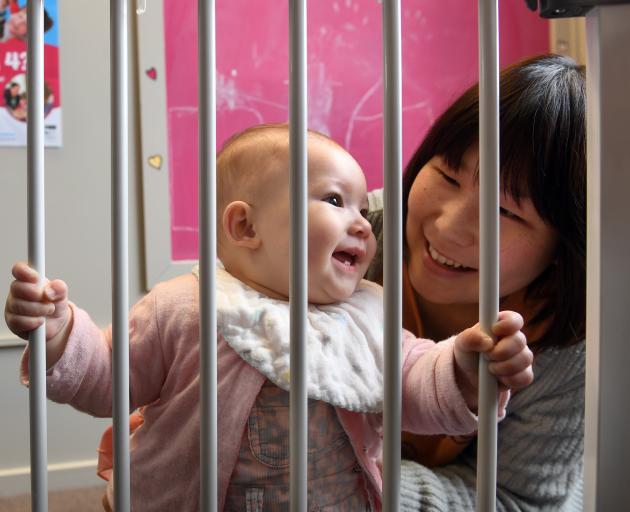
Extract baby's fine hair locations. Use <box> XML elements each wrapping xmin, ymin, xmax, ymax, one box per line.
<box><xmin>402</xmin><ymin>54</ymin><xmax>586</xmax><ymax>351</ymax></box>
<box><xmin>217</xmin><ymin>123</ymin><xmax>341</xmax><ymax>171</ymax></box>
<box><xmin>216</xmin><ymin>123</ymin><xmax>342</xmax><ymax>207</ymax></box>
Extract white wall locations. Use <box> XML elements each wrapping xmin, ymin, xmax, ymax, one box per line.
<box><xmin>0</xmin><ymin>0</ymin><xmax>150</xmax><ymax>495</ymax></box>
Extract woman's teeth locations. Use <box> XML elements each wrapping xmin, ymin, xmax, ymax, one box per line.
<box><xmin>428</xmin><ymin>245</ymin><xmax>465</xmax><ymax>269</ymax></box>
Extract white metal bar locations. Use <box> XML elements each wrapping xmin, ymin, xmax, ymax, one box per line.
<box><xmin>584</xmin><ymin>13</ymin><xmax>601</xmax><ymax>510</ymax></box>
<box><xmin>111</xmin><ymin>0</ymin><xmax>131</xmax><ymax>510</ymax></box>
<box><xmin>381</xmin><ymin>0</ymin><xmax>403</xmax><ymax>510</ymax></box>
<box><xmin>289</xmin><ymin>0</ymin><xmax>308</xmax><ymax>509</ymax></box>
<box><xmin>584</xmin><ymin>5</ymin><xmax>630</xmax><ymax>511</ymax></box>
<box><xmin>26</xmin><ymin>1</ymin><xmax>48</xmax><ymax>510</ymax></box>
<box><xmin>198</xmin><ymin>0</ymin><xmax>218</xmax><ymax>511</ymax></box>
<box><xmin>477</xmin><ymin>1</ymin><xmax>500</xmax><ymax>510</ymax></box>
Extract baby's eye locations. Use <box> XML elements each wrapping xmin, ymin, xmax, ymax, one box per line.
<box><xmin>499</xmin><ymin>206</ymin><xmax>522</xmax><ymax>222</ymax></box>
<box><xmin>360</xmin><ymin>208</ymin><xmax>369</xmax><ymax>219</ymax></box>
<box><xmin>324</xmin><ymin>194</ymin><xmax>344</xmax><ymax>208</ymax></box>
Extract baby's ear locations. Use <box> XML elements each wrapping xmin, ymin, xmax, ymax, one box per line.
<box><xmin>222</xmin><ymin>201</ymin><xmax>261</xmax><ymax>249</ymax></box>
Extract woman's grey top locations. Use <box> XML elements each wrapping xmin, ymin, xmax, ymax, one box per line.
<box><xmin>367</xmin><ymin>205</ymin><xmax>585</xmax><ymax>511</ymax></box>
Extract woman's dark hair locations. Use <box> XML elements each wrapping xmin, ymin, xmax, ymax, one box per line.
<box><xmin>43</xmin><ymin>9</ymin><xmax>53</xmax><ymax>32</ymax></box>
<box><xmin>402</xmin><ymin>54</ymin><xmax>586</xmax><ymax>352</ymax></box>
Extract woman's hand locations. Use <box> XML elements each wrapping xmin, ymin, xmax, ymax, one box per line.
<box><xmin>453</xmin><ymin>311</ymin><xmax>533</xmax><ymax>412</ymax></box>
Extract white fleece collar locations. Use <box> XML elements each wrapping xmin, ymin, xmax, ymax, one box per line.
<box><xmin>193</xmin><ymin>265</ymin><xmax>384</xmax><ymax>412</ymax></box>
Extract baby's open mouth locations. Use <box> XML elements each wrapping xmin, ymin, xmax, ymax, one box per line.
<box><xmin>333</xmin><ymin>251</ymin><xmax>357</xmax><ymax>267</ymax></box>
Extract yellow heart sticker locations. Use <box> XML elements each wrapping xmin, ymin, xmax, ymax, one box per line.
<box><xmin>148</xmin><ymin>154</ymin><xmax>163</xmax><ymax>170</ymax></box>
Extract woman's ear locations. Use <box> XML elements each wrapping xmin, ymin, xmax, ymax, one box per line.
<box><xmin>222</xmin><ymin>201</ymin><xmax>261</xmax><ymax>249</ymax></box>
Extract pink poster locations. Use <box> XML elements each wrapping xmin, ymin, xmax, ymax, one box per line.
<box><xmin>0</xmin><ymin>0</ymin><xmax>62</xmax><ymax>146</ymax></box>
<box><xmin>159</xmin><ymin>1</ymin><xmax>548</xmax><ymax>261</ymax></box>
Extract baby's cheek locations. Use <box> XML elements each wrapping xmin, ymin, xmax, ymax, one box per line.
<box><xmin>364</xmin><ymin>237</ymin><xmax>377</xmax><ymax>266</ymax></box>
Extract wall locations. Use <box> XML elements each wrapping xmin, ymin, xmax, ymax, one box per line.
<box><xmin>550</xmin><ymin>17</ymin><xmax>587</xmax><ymax>66</ymax></box>
<box><xmin>0</xmin><ymin>0</ymin><xmax>146</xmax><ymax>495</ymax></box>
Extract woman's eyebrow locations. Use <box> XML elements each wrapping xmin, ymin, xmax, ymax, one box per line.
<box><xmin>436</xmin><ymin>155</ymin><xmax>475</xmax><ymax>174</ymax></box>
<box><xmin>501</xmin><ymin>193</ymin><xmax>532</xmax><ymax>216</ymax></box>
<box><xmin>428</xmin><ymin>157</ymin><xmax>452</xmax><ymax>173</ymax></box>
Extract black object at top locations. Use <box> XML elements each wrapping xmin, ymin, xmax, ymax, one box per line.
<box><xmin>526</xmin><ymin>0</ymin><xmax>630</xmax><ymax>17</ymax></box>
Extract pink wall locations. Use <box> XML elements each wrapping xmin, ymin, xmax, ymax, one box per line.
<box><xmin>164</xmin><ymin>0</ymin><xmax>548</xmax><ymax>261</ymax></box>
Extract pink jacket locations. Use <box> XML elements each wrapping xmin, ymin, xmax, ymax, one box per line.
<box><xmin>21</xmin><ymin>273</ymin><xmax>488</xmax><ymax>511</ymax></box>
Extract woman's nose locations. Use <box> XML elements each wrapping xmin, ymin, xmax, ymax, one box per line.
<box><xmin>436</xmin><ymin>197</ymin><xmax>478</xmax><ymax>247</ymax></box>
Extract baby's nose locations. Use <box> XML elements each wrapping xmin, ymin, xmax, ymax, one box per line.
<box><xmin>350</xmin><ymin>213</ymin><xmax>372</xmax><ymax>238</ymax></box>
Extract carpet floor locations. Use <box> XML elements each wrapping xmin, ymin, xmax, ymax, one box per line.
<box><xmin>0</xmin><ymin>486</ymin><xmax>106</xmax><ymax>512</ymax></box>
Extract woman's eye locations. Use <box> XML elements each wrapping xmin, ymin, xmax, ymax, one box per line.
<box><xmin>500</xmin><ymin>206</ymin><xmax>522</xmax><ymax>221</ymax></box>
<box><xmin>438</xmin><ymin>169</ymin><xmax>459</xmax><ymax>187</ymax></box>
<box><xmin>324</xmin><ymin>194</ymin><xmax>343</xmax><ymax>207</ymax></box>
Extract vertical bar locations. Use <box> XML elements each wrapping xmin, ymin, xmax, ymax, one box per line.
<box><xmin>584</xmin><ymin>13</ymin><xmax>602</xmax><ymax>512</ymax></box>
<box><xmin>382</xmin><ymin>0</ymin><xmax>403</xmax><ymax>510</ymax></box>
<box><xmin>583</xmin><ymin>15</ymin><xmax>601</xmax><ymax>511</ymax></box>
<box><xmin>584</xmin><ymin>5</ymin><xmax>630</xmax><ymax>511</ymax></box>
<box><xmin>477</xmin><ymin>0</ymin><xmax>500</xmax><ymax>510</ymax></box>
<box><xmin>289</xmin><ymin>0</ymin><xmax>308</xmax><ymax>510</ymax></box>
<box><xmin>198</xmin><ymin>0</ymin><xmax>218</xmax><ymax>511</ymax></box>
<box><xmin>26</xmin><ymin>1</ymin><xmax>48</xmax><ymax>510</ymax></box>
<box><xmin>111</xmin><ymin>0</ymin><xmax>131</xmax><ymax>510</ymax></box>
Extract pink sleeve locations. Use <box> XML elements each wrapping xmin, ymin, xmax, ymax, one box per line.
<box><xmin>20</xmin><ymin>287</ymin><xmax>167</xmax><ymax>417</ymax></box>
<box><xmin>401</xmin><ymin>331</ymin><xmax>509</xmax><ymax>436</ymax></box>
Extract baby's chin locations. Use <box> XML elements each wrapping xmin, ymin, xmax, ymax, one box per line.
<box><xmin>307</xmin><ymin>285</ymin><xmax>357</xmax><ymax>305</ymax></box>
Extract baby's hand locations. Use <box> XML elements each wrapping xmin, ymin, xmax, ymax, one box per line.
<box><xmin>453</xmin><ymin>311</ymin><xmax>533</xmax><ymax>412</ymax></box>
<box><xmin>4</xmin><ymin>262</ymin><xmax>72</xmax><ymax>351</ymax></box>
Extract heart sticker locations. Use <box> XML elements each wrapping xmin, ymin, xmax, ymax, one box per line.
<box><xmin>146</xmin><ymin>67</ymin><xmax>158</xmax><ymax>80</ymax></box>
<box><xmin>148</xmin><ymin>154</ymin><xmax>163</xmax><ymax>169</ymax></box>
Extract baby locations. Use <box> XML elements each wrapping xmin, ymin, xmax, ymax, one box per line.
<box><xmin>5</xmin><ymin>124</ymin><xmax>533</xmax><ymax>511</ymax></box>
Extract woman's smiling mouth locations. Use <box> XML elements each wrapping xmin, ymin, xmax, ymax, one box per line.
<box><xmin>426</xmin><ymin>243</ymin><xmax>475</xmax><ymax>272</ymax></box>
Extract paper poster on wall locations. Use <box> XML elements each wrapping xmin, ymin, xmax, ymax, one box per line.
<box><xmin>0</xmin><ymin>0</ymin><xmax>62</xmax><ymax>147</ymax></box>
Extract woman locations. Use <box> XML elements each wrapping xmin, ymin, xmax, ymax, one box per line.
<box><xmin>367</xmin><ymin>54</ymin><xmax>586</xmax><ymax>510</ymax></box>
